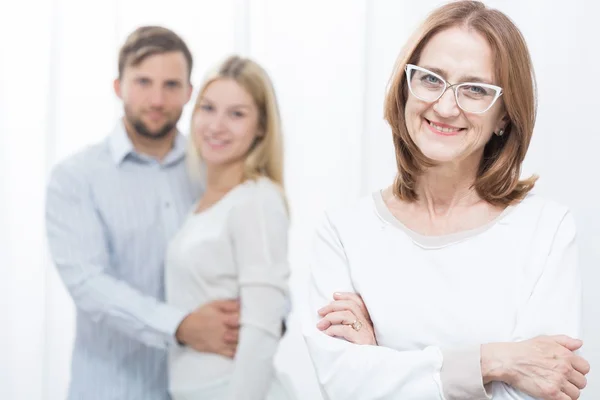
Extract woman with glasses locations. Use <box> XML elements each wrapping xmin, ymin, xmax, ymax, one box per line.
<box><xmin>302</xmin><ymin>1</ymin><xmax>590</xmax><ymax>400</ymax></box>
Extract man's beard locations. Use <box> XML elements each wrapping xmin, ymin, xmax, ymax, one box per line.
<box><xmin>125</xmin><ymin>108</ymin><xmax>182</xmax><ymax>140</ymax></box>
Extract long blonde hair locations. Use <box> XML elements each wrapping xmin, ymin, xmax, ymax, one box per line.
<box><xmin>186</xmin><ymin>55</ymin><xmax>285</xmax><ymax>192</ymax></box>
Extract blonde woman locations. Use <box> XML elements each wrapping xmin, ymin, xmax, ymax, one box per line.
<box><xmin>165</xmin><ymin>56</ymin><xmax>294</xmax><ymax>400</ymax></box>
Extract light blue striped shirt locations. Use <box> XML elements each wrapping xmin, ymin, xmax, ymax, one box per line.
<box><xmin>45</xmin><ymin>121</ymin><xmax>201</xmax><ymax>400</ymax></box>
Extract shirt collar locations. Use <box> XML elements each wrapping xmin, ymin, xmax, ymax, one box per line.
<box><xmin>108</xmin><ymin>119</ymin><xmax>187</xmax><ymax>167</ymax></box>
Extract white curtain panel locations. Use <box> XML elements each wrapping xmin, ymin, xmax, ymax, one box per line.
<box><xmin>1</xmin><ymin>0</ymin><xmax>599</xmax><ymax>399</ymax></box>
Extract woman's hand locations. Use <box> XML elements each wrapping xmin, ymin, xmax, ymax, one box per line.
<box><xmin>482</xmin><ymin>335</ymin><xmax>590</xmax><ymax>400</ymax></box>
<box><xmin>316</xmin><ymin>292</ymin><xmax>377</xmax><ymax>345</ymax></box>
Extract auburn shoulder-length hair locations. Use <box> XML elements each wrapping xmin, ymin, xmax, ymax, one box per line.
<box><xmin>384</xmin><ymin>0</ymin><xmax>538</xmax><ymax>207</ymax></box>
<box><xmin>186</xmin><ymin>55</ymin><xmax>285</xmax><ymax>191</ymax></box>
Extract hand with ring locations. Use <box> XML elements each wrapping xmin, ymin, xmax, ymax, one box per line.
<box><xmin>316</xmin><ymin>292</ymin><xmax>377</xmax><ymax>345</ymax></box>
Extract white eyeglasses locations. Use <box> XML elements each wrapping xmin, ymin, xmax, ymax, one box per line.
<box><xmin>405</xmin><ymin>64</ymin><xmax>503</xmax><ymax>114</ymax></box>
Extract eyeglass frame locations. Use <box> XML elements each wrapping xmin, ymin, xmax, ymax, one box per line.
<box><xmin>404</xmin><ymin>64</ymin><xmax>504</xmax><ymax>114</ymax></box>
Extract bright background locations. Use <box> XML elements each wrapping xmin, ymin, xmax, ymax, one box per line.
<box><xmin>1</xmin><ymin>0</ymin><xmax>599</xmax><ymax>399</ymax></box>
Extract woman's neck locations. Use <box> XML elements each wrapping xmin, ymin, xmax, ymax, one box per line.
<box><xmin>204</xmin><ymin>162</ymin><xmax>245</xmax><ymax>196</ymax></box>
<box><xmin>415</xmin><ymin>159</ymin><xmax>482</xmax><ymax>217</ymax></box>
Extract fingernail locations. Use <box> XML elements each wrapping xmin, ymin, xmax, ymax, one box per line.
<box><xmin>334</xmin><ymin>292</ymin><xmax>342</xmax><ymax>297</ymax></box>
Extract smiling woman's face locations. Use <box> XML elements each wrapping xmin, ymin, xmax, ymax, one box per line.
<box><xmin>405</xmin><ymin>26</ymin><xmax>507</xmax><ymax>166</ymax></box>
<box><xmin>193</xmin><ymin>78</ymin><xmax>260</xmax><ymax>167</ymax></box>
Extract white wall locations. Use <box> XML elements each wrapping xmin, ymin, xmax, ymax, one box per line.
<box><xmin>1</xmin><ymin>1</ymin><xmax>598</xmax><ymax>399</ymax></box>
<box><xmin>0</xmin><ymin>1</ymin><xmax>53</xmax><ymax>399</ymax></box>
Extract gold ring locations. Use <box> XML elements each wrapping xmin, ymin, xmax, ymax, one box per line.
<box><xmin>351</xmin><ymin>319</ymin><xmax>362</xmax><ymax>332</ymax></box>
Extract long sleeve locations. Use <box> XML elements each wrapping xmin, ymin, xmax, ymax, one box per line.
<box><xmin>489</xmin><ymin>210</ymin><xmax>582</xmax><ymax>399</ymax></box>
<box><xmin>302</xmin><ymin>212</ymin><xmax>448</xmax><ymax>400</ymax></box>
<box><xmin>45</xmin><ymin>163</ymin><xmax>187</xmax><ymax>349</ymax></box>
<box><xmin>225</xmin><ymin>181</ymin><xmax>290</xmax><ymax>400</ymax></box>
<box><xmin>512</xmin><ymin>210</ymin><xmax>581</xmax><ymax>340</ymax></box>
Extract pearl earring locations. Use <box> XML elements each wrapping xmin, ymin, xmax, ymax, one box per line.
<box><xmin>496</xmin><ymin>129</ymin><xmax>504</xmax><ymax>136</ymax></box>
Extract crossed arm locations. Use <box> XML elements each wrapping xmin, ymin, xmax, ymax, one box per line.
<box><xmin>303</xmin><ymin>211</ymin><xmax>590</xmax><ymax>400</ymax></box>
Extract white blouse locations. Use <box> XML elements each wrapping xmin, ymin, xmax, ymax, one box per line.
<box><xmin>302</xmin><ymin>191</ymin><xmax>582</xmax><ymax>400</ymax></box>
<box><xmin>165</xmin><ymin>177</ymin><xmax>292</xmax><ymax>400</ymax></box>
